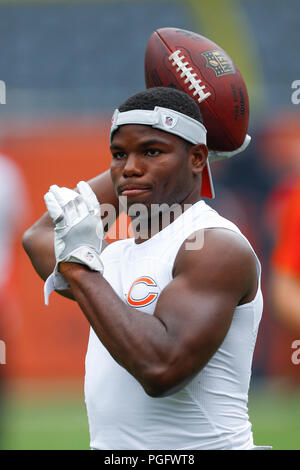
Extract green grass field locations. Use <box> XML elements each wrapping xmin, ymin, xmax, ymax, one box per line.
<box><xmin>248</xmin><ymin>382</ymin><xmax>300</xmax><ymax>450</ymax></box>
<box><xmin>1</xmin><ymin>379</ymin><xmax>300</xmax><ymax>450</ymax></box>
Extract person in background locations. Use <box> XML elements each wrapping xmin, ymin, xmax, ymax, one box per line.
<box><xmin>0</xmin><ymin>152</ymin><xmax>29</xmax><ymax>444</ymax></box>
<box><xmin>271</xmin><ymin>182</ymin><xmax>300</xmax><ymax>333</ymax></box>
<box><xmin>260</xmin><ymin>112</ymin><xmax>300</xmax><ymax>385</ymax></box>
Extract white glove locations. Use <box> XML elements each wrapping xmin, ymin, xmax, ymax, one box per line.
<box><xmin>44</xmin><ymin>181</ymin><xmax>104</xmax><ymax>305</ymax></box>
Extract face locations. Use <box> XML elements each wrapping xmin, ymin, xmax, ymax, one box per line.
<box><xmin>110</xmin><ymin>124</ymin><xmax>206</xmax><ymax>214</ymax></box>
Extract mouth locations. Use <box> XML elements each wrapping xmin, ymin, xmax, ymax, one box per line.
<box><xmin>118</xmin><ymin>184</ymin><xmax>152</xmax><ymax>197</ymax></box>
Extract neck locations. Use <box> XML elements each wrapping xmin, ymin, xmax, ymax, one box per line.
<box><xmin>132</xmin><ymin>186</ymin><xmax>201</xmax><ymax>244</ymax></box>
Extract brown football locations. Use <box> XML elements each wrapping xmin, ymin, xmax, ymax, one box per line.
<box><xmin>145</xmin><ymin>27</ymin><xmax>249</xmax><ymax>152</ymax></box>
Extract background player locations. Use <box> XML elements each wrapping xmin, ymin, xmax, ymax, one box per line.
<box><xmin>0</xmin><ymin>153</ymin><xmax>29</xmax><ymax>445</ymax></box>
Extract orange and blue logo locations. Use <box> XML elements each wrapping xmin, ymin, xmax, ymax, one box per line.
<box><xmin>126</xmin><ymin>276</ymin><xmax>159</xmax><ymax>308</ymax></box>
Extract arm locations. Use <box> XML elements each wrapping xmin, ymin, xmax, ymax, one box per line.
<box><xmin>22</xmin><ymin>170</ymin><xmax>119</xmax><ymax>297</ymax></box>
<box><xmin>59</xmin><ymin>228</ymin><xmax>258</xmax><ymax>396</ymax></box>
<box><xmin>271</xmin><ymin>270</ymin><xmax>300</xmax><ymax>333</ymax></box>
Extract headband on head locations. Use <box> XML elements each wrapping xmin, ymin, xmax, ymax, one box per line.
<box><xmin>110</xmin><ymin>106</ymin><xmax>207</xmax><ymax>145</ymax></box>
<box><xmin>110</xmin><ymin>106</ymin><xmax>214</xmax><ymax>199</ymax></box>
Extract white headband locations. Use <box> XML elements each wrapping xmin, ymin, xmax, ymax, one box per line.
<box><xmin>110</xmin><ymin>106</ymin><xmax>207</xmax><ymax>145</ymax></box>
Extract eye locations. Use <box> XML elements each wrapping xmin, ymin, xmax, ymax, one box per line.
<box><xmin>145</xmin><ymin>148</ymin><xmax>162</xmax><ymax>157</ymax></box>
<box><xmin>112</xmin><ymin>151</ymin><xmax>127</xmax><ymax>160</ymax></box>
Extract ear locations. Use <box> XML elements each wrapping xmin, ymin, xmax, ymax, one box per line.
<box><xmin>189</xmin><ymin>144</ymin><xmax>208</xmax><ymax>175</ymax></box>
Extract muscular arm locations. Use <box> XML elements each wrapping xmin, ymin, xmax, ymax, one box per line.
<box><xmin>59</xmin><ymin>228</ymin><xmax>258</xmax><ymax>396</ymax></box>
<box><xmin>22</xmin><ymin>170</ymin><xmax>119</xmax><ymax>298</ymax></box>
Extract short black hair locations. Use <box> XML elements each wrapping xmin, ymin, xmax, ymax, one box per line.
<box><xmin>118</xmin><ymin>87</ymin><xmax>203</xmax><ymax>123</ymax></box>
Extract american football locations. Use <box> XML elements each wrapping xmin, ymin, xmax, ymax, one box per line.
<box><xmin>145</xmin><ymin>27</ymin><xmax>250</xmax><ymax>154</ymax></box>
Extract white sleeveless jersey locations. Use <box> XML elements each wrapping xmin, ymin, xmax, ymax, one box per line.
<box><xmin>84</xmin><ymin>200</ymin><xmax>263</xmax><ymax>450</ymax></box>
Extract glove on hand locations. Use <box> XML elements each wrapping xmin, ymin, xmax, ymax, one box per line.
<box><xmin>44</xmin><ymin>181</ymin><xmax>104</xmax><ymax>305</ymax></box>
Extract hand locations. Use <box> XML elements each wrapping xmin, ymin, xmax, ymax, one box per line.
<box><xmin>43</xmin><ymin>181</ymin><xmax>104</xmax><ymax>304</ymax></box>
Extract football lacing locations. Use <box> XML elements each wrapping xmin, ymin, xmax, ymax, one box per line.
<box><xmin>168</xmin><ymin>50</ymin><xmax>211</xmax><ymax>104</ymax></box>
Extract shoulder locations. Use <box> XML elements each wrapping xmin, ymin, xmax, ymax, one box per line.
<box><xmin>174</xmin><ymin>227</ymin><xmax>257</xmax><ymax>271</ymax></box>
<box><xmin>173</xmin><ymin>227</ymin><xmax>258</xmax><ymax>305</ymax></box>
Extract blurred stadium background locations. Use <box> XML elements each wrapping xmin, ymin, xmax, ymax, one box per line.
<box><xmin>0</xmin><ymin>0</ymin><xmax>300</xmax><ymax>450</ymax></box>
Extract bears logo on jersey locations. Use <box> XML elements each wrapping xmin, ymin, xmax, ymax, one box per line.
<box><xmin>126</xmin><ymin>276</ymin><xmax>159</xmax><ymax>308</ymax></box>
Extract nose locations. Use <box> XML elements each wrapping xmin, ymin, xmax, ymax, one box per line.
<box><xmin>122</xmin><ymin>153</ymin><xmax>144</xmax><ymax>178</ymax></box>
